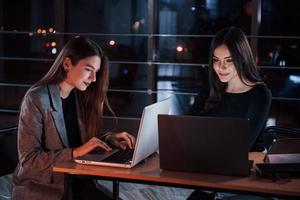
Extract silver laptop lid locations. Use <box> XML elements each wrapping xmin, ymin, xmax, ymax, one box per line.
<box><xmin>131</xmin><ymin>97</ymin><xmax>171</xmax><ymax>166</ymax></box>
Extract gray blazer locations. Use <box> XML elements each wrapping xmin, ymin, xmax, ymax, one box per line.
<box><xmin>12</xmin><ymin>84</ymin><xmax>86</xmax><ymax>200</ymax></box>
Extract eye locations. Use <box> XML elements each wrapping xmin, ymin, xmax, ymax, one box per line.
<box><xmin>212</xmin><ymin>58</ymin><xmax>219</xmax><ymax>63</ymax></box>
<box><xmin>225</xmin><ymin>59</ymin><xmax>234</xmax><ymax>63</ymax></box>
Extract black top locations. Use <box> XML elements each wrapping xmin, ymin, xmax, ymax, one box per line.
<box><xmin>188</xmin><ymin>84</ymin><xmax>272</xmax><ymax>152</ymax></box>
<box><xmin>61</xmin><ymin>90</ymin><xmax>81</xmax><ymax>148</ymax></box>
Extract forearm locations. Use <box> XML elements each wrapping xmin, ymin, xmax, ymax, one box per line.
<box><xmin>20</xmin><ymin>147</ymin><xmax>73</xmax><ymax>170</ymax></box>
<box><xmin>18</xmin><ymin>123</ymin><xmax>73</xmax><ymax>170</ymax></box>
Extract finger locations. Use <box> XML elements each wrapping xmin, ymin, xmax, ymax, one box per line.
<box><xmin>130</xmin><ymin>135</ymin><xmax>136</xmax><ymax>148</ymax></box>
<box><xmin>91</xmin><ymin>137</ymin><xmax>111</xmax><ymax>150</ymax></box>
<box><xmin>98</xmin><ymin>141</ymin><xmax>112</xmax><ymax>151</ymax></box>
<box><xmin>123</xmin><ymin>134</ymin><xmax>134</xmax><ymax>149</ymax></box>
<box><xmin>115</xmin><ymin>132</ymin><xmax>135</xmax><ymax>149</ymax></box>
<box><xmin>124</xmin><ymin>133</ymin><xmax>136</xmax><ymax>149</ymax></box>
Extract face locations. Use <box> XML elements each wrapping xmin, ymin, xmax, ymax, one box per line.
<box><xmin>212</xmin><ymin>44</ymin><xmax>240</xmax><ymax>84</ymax></box>
<box><xmin>64</xmin><ymin>55</ymin><xmax>101</xmax><ymax>91</ymax></box>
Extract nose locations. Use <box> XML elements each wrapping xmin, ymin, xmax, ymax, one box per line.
<box><xmin>217</xmin><ymin>60</ymin><xmax>227</xmax><ymax>69</ymax></box>
<box><xmin>90</xmin><ymin>71</ymin><xmax>96</xmax><ymax>82</ymax></box>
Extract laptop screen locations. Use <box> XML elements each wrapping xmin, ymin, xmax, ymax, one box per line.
<box><xmin>158</xmin><ymin>115</ymin><xmax>250</xmax><ymax>176</ymax></box>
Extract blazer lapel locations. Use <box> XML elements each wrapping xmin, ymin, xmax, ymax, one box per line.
<box><xmin>48</xmin><ymin>84</ymin><xmax>70</xmax><ymax>148</ymax></box>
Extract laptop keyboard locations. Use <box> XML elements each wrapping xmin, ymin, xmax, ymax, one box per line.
<box><xmin>102</xmin><ymin>148</ymin><xmax>134</xmax><ymax>164</ymax></box>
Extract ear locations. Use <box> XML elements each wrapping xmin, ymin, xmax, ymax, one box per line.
<box><xmin>63</xmin><ymin>57</ymin><xmax>72</xmax><ymax>72</ymax></box>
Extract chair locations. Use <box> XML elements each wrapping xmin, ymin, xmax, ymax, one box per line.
<box><xmin>263</xmin><ymin>125</ymin><xmax>300</xmax><ymax>150</ymax></box>
<box><xmin>0</xmin><ymin>126</ymin><xmax>18</xmax><ymax>176</ymax></box>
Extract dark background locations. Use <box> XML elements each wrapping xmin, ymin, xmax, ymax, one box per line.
<box><xmin>0</xmin><ymin>0</ymin><xmax>299</xmax><ymax>129</ymax></box>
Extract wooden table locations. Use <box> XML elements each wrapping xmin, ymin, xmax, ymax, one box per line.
<box><xmin>53</xmin><ymin>152</ymin><xmax>300</xmax><ymax>199</ymax></box>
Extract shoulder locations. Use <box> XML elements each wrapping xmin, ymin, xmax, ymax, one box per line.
<box><xmin>27</xmin><ymin>85</ymin><xmax>48</xmax><ymax>96</ymax></box>
<box><xmin>250</xmin><ymin>83</ymin><xmax>272</xmax><ymax>103</ymax></box>
<box><xmin>23</xmin><ymin>85</ymin><xmax>51</xmax><ymax>105</ymax></box>
<box><xmin>252</xmin><ymin>83</ymin><xmax>272</xmax><ymax>97</ymax></box>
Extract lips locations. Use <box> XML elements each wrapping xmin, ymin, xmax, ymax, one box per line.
<box><xmin>218</xmin><ymin>72</ymin><xmax>229</xmax><ymax>77</ymax></box>
<box><xmin>83</xmin><ymin>82</ymin><xmax>90</xmax><ymax>87</ymax></box>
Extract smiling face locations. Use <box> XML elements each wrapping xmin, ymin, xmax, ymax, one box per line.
<box><xmin>64</xmin><ymin>55</ymin><xmax>101</xmax><ymax>91</ymax></box>
<box><xmin>212</xmin><ymin>44</ymin><xmax>240</xmax><ymax>85</ymax></box>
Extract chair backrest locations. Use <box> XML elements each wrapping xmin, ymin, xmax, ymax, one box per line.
<box><xmin>0</xmin><ymin>126</ymin><xmax>18</xmax><ymax>176</ymax></box>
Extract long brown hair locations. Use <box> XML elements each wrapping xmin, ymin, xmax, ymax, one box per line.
<box><xmin>205</xmin><ymin>27</ymin><xmax>262</xmax><ymax>111</ymax></box>
<box><xmin>35</xmin><ymin>36</ymin><xmax>114</xmax><ymax>142</ymax></box>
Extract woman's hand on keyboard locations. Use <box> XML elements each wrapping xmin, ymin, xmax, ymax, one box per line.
<box><xmin>73</xmin><ymin>137</ymin><xmax>112</xmax><ymax>158</ymax></box>
<box><xmin>105</xmin><ymin>132</ymin><xmax>136</xmax><ymax>149</ymax></box>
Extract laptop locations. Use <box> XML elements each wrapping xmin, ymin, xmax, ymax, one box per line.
<box><xmin>158</xmin><ymin>115</ymin><xmax>251</xmax><ymax>176</ymax></box>
<box><xmin>74</xmin><ymin>97</ymin><xmax>171</xmax><ymax>168</ymax></box>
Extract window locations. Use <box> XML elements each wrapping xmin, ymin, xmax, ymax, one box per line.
<box><xmin>0</xmin><ymin>0</ymin><xmax>299</xmax><ymax>128</ymax></box>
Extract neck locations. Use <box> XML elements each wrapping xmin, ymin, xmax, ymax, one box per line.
<box><xmin>226</xmin><ymin>79</ymin><xmax>252</xmax><ymax>93</ymax></box>
<box><xmin>59</xmin><ymin>81</ymin><xmax>74</xmax><ymax>99</ymax></box>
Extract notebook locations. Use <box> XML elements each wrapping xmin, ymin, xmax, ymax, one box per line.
<box><xmin>158</xmin><ymin>115</ymin><xmax>251</xmax><ymax>176</ymax></box>
<box><xmin>74</xmin><ymin>97</ymin><xmax>171</xmax><ymax>168</ymax></box>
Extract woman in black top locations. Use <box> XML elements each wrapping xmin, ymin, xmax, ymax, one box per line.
<box><xmin>187</xmin><ymin>27</ymin><xmax>272</xmax><ymax>200</ymax></box>
<box><xmin>189</xmin><ymin>27</ymin><xmax>272</xmax><ymax>152</ymax></box>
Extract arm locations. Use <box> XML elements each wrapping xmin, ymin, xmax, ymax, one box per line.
<box><xmin>18</xmin><ymin>91</ymin><xmax>73</xmax><ymax>171</ymax></box>
<box><xmin>72</xmin><ymin>137</ymin><xmax>112</xmax><ymax>158</ymax></box>
<box><xmin>247</xmin><ymin>85</ymin><xmax>272</xmax><ymax>151</ymax></box>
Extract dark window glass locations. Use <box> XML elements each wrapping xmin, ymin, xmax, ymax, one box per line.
<box><xmin>66</xmin><ymin>0</ymin><xmax>148</xmax><ymax>34</ymax></box>
<box><xmin>0</xmin><ymin>32</ymin><xmax>60</xmax><ymax>59</ymax></box>
<box><xmin>0</xmin><ymin>60</ymin><xmax>50</xmax><ymax>84</ymax></box>
<box><xmin>270</xmin><ymin>99</ymin><xmax>300</xmax><ymax>128</ymax></box>
<box><xmin>98</xmin><ymin>36</ymin><xmax>148</xmax><ymax>62</ymax></box>
<box><xmin>109</xmin><ymin>63</ymin><xmax>147</xmax><ymax>90</ymax></box>
<box><xmin>2</xmin><ymin>1</ymin><xmax>55</xmax><ymax>32</ymax></box>
<box><xmin>157</xmin><ymin>64</ymin><xmax>208</xmax><ymax>93</ymax></box>
<box><xmin>0</xmin><ymin>112</ymin><xmax>18</xmax><ymax>128</ymax></box>
<box><xmin>0</xmin><ymin>0</ymin><xmax>300</xmax><ymax>131</ymax></box>
<box><xmin>0</xmin><ymin>86</ymin><xmax>28</xmax><ymax>110</ymax></box>
<box><xmin>105</xmin><ymin>91</ymin><xmax>153</xmax><ymax>118</ymax></box>
<box><xmin>261</xmin><ymin>68</ymin><xmax>300</xmax><ymax>99</ymax></box>
<box><xmin>260</xmin><ymin>0</ymin><xmax>300</xmax><ymax>36</ymax></box>
<box><xmin>257</xmin><ymin>38</ymin><xmax>300</xmax><ymax>67</ymax></box>
<box><xmin>156</xmin><ymin>36</ymin><xmax>212</xmax><ymax>63</ymax></box>
<box><xmin>158</xmin><ymin>0</ymin><xmax>251</xmax><ymax>34</ymax></box>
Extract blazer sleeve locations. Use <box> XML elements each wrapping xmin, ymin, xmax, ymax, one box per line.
<box><xmin>18</xmin><ymin>91</ymin><xmax>73</xmax><ymax>171</ymax></box>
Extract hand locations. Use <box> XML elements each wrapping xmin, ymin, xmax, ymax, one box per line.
<box><xmin>72</xmin><ymin>137</ymin><xmax>112</xmax><ymax>158</ymax></box>
<box><xmin>106</xmin><ymin>132</ymin><xmax>136</xmax><ymax>149</ymax></box>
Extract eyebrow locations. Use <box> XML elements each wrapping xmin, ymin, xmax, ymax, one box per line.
<box><xmin>86</xmin><ymin>64</ymin><xmax>100</xmax><ymax>72</ymax></box>
<box><xmin>212</xmin><ymin>55</ymin><xmax>233</xmax><ymax>59</ymax></box>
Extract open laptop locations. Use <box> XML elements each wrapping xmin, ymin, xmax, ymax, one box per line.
<box><xmin>74</xmin><ymin>97</ymin><xmax>171</xmax><ymax>168</ymax></box>
<box><xmin>158</xmin><ymin>115</ymin><xmax>251</xmax><ymax>176</ymax></box>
